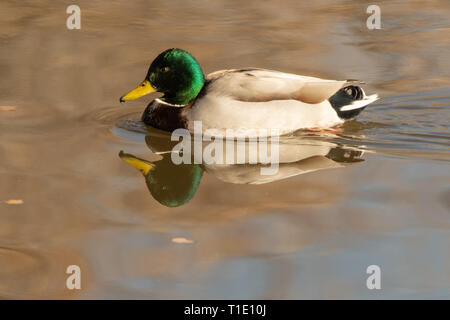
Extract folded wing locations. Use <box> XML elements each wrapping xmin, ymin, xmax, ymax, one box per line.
<box><xmin>206</xmin><ymin>69</ymin><xmax>362</xmax><ymax>104</ymax></box>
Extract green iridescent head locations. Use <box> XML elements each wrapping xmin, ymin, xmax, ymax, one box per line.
<box><xmin>120</xmin><ymin>48</ymin><xmax>205</xmax><ymax>105</ymax></box>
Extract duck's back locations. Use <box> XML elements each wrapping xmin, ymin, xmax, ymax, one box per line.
<box><xmin>204</xmin><ymin>68</ymin><xmax>360</xmax><ymax>104</ymax></box>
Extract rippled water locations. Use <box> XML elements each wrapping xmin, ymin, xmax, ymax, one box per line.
<box><xmin>0</xmin><ymin>0</ymin><xmax>449</xmax><ymax>299</ymax></box>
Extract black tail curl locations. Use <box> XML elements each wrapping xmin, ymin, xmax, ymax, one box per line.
<box><xmin>342</xmin><ymin>85</ymin><xmax>364</xmax><ymax>100</ymax></box>
<box><xmin>328</xmin><ymin>85</ymin><xmax>366</xmax><ymax>120</ymax></box>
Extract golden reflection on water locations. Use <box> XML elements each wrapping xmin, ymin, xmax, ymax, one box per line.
<box><xmin>0</xmin><ymin>0</ymin><xmax>449</xmax><ymax>298</ymax></box>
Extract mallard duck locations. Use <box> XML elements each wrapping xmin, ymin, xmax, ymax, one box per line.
<box><xmin>120</xmin><ymin>48</ymin><xmax>378</xmax><ymax>136</ymax></box>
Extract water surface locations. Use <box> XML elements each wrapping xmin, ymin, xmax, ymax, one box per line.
<box><xmin>0</xmin><ymin>0</ymin><xmax>449</xmax><ymax>299</ymax></box>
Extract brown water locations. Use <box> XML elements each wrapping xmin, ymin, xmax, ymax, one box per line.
<box><xmin>0</xmin><ymin>0</ymin><xmax>449</xmax><ymax>299</ymax></box>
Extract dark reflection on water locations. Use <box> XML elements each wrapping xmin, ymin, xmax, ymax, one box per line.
<box><xmin>119</xmin><ymin>132</ymin><xmax>365</xmax><ymax>207</ymax></box>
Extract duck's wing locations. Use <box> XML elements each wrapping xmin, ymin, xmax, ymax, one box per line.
<box><xmin>206</xmin><ymin>68</ymin><xmax>362</xmax><ymax>104</ymax></box>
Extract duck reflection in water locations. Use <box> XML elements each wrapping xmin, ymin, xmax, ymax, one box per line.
<box><xmin>119</xmin><ymin>133</ymin><xmax>365</xmax><ymax>207</ymax></box>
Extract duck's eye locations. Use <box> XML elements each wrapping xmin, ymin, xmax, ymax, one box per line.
<box><xmin>160</xmin><ymin>66</ymin><xmax>170</xmax><ymax>73</ymax></box>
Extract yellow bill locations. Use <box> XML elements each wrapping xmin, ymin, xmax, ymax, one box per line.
<box><xmin>120</xmin><ymin>80</ymin><xmax>156</xmax><ymax>103</ymax></box>
<box><xmin>119</xmin><ymin>151</ymin><xmax>155</xmax><ymax>175</ymax></box>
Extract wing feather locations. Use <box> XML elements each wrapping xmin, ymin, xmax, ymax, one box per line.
<box><xmin>205</xmin><ymin>69</ymin><xmax>359</xmax><ymax>104</ymax></box>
